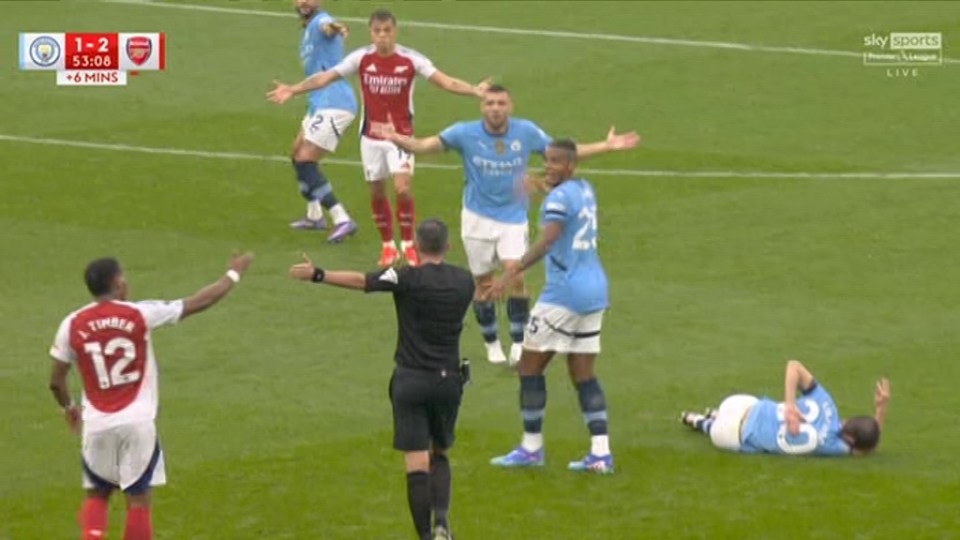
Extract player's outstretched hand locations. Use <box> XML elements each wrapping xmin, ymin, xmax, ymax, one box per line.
<box><xmin>473</xmin><ymin>77</ymin><xmax>494</xmax><ymax>97</ymax></box>
<box><xmin>64</xmin><ymin>404</ymin><xmax>81</xmax><ymax>436</ymax></box>
<box><xmin>267</xmin><ymin>81</ymin><xmax>296</xmax><ymax>104</ymax></box>
<box><xmin>332</xmin><ymin>22</ymin><xmax>350</xmax><ymax>39</ymax></box>
<box><xmin>875</xmin><ymin>378</ymin><xmax>891</xmax><ymax>407</ymax></box>
<box><xmin>605</xmin><ymin>126</ymin><xmax>641</xmax><ymax>151</ymax></box>
<box><xmin>290</xmin><ymin>252</ymin><xmax>317</xmax><ymax>281</ymax></box>
<box><xmin>229</xmin><ymin>251</ymin><xmax>255</xmax><ymax>275</ymax></box>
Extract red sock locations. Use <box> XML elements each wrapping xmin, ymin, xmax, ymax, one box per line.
<box><xmin>371</xmin><ymin>195</ymin><xmax>394</xmax><ymax>243</ymax></box>
<box><xmin>397</xmin><ymin>193</ymin><xmax>416</xmax><ymax>244</ymax></box>
<box><xmin>123</xmin><ymin>507</ymin><xmax>152</xmax><ymax>540</ymax></box>
<box><xmin>80</xmin><ymin>497</ymin><xmax>109</xmax><ymax>540</ymax></box>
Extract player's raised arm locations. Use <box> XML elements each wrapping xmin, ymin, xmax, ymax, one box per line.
<box><xmin>267</xmin><ymin>70</ymin><xmax>343</xmax><ymax>104</ymax></box>
<box><xmin>428</xmin><ymin>71</ymin><xmax>492</xmax><ymax>98</ymax></box>
<box><xmin>180</xmin><ymin>252</ymin><xmax>254</xmax><ymax>319</ymax></box>
<box><xmin>392</xmin><ymin>133</ymin><xmax>446</xmax><ymax>155</ymax></box>
<box><xmin>874</xmin><ymin>378</ymin><xmax>890</xmax><ymax>431</ymax></box>
<box><xmin>575</xmin><ymin>126</ymin><xmax>641</xmax><ymax>159</ymax></box>
<box><xmin>322</xmin><ymin>21</ymin><xmax>349</xmax><ymax>39</ymax></box>
<box><xmin>376</xmin><ymin>118</ymin><xmax>446</xmax><ymax>155</ymax></box>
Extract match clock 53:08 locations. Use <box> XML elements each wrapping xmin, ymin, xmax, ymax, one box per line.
<box><xmin>65</xmin><ymin>33</ymin><xmax>119</xmax><ymax>70</ymax></box>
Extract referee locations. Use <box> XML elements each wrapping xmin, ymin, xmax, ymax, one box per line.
<box><xmin>290</xmin><ymin>218</ymin><xmax>475</xmax><ymax>540</ymax></box>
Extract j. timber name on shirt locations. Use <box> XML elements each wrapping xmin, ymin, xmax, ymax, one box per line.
<box><xmin>362</xmin><ymin>74</ymin><xmax>408</xmax><ymax>95</ymax></box>
<box><xmin>471</xmin><ymin>156</ymin><xmax>524</xmax><ymax>177</ymax></box>
<box><xmin>85</xmin><ymin>317</ymin><xmax>136</xmax><ymax>334</ymax></box>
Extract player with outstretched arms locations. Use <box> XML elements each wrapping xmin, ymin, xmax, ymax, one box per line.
<box><xmin>269</xmin><ymin>9</ymin><xmax>491</xmax><ymax>267</ymax></box>
<box><xmin>48</xmin><ymin>252</ymin><xmax>253</xmax><ymax>540</ymax></box>
<box><xmin>680</xmin><ymin>360</ymin><xmax>891</xmax><ymax>456</ymax></box>
<box><xmin>382</xmin><ymin>85</ymin><xmax>638</xmax><ymax>365</ymax></box>
<box><xmin>484</xmin><ymin>140</ymin><xmax>616</xmax><ymax>474</ymax></box>
<box><xmin>286</xmin><ymin>0</ymin><xmax>360</xmax><ymax>243</ymax></box>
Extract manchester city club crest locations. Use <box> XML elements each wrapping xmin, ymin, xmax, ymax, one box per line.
<box><xmin>29</xmin><ymin>36</ymin><xmax>60</xmax><ymax>67</ymax></box>
<box><xmin>126</xmin><ymin>36</ymin><xmax>153</xmax><ymax>66</ymax></box>
<box><xmin>510</xmin><ymin>140</ymin><xmax>522</xmax><ymax>152</ymax></box>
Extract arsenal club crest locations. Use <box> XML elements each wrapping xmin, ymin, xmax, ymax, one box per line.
<box><xmin>126</xmin><ymin>36</ymin><xmax>152</xmax><ymax>66</ymax></box>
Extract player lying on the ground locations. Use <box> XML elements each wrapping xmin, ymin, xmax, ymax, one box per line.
<box><xmin>680</xmin><ymin>360</ymin><xmax>890</xmax><ymax>456</ymax></box>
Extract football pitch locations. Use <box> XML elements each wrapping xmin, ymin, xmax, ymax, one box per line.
<box><xmin>2</xmin><ymin>1</ymin><xmax>959</xmax><ymax>538</ymax></box>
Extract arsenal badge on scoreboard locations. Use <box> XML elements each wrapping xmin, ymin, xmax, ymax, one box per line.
<box><xmin>125</xmin><ymin>36</ymin><xmax>153</xmax><ymax>66</ymax></box>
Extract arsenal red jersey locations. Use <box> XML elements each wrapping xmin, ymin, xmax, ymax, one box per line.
<box><xmin>334</xmin><ymin>45</ymin><xmax>437</xmax><ymax>139</ymax></box>
<box><xmin>50</xmin><ymin>300</ymin><xmax>183</xmax><ymax>433</ymax></box>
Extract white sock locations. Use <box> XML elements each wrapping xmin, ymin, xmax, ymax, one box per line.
<box><xmin>306</xmin><ymin>200</ymin><xmax>324</xmax><ymax>221</ymax></box>
<box><xmin>383</xmin><ymin>241</ymin><xmax>397</xmax><ymax>250</ymax></box>
<box><xmin>328</xmin><ymin>203</ymin><xmax>350</xmax><ymax>225</ymax></box>
<box><xmin>401</xmin><ymin>240</ymin><xmax>414</xmax><ymax>251</ymax></box>
<box><xmin>591</xmin><ymin>435</ymin><xmax>610</xmax><ymax>457</ymax></box>
<box><xmin>521</xmin><ymin>432</ymin><xmax>543</xmax><ymax>453</ymax></box>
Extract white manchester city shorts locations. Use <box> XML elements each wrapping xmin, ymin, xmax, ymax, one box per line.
<box><xmin>301</xmin><ymin>109</ymin><xmax>355</xmax><ymax>152</ymax></box>
<box><xmin>82</xmin><ymin>421</ymin><xmax>167</xmax><ymax>492</ymax></box>
<box><xmin>524</xmin><ymin>302</ymin><xmax>604</xmax><ymax>354</ymax></box>
<box><xmin>361</xmin><ymin>135</ymin><xmax>415</xmax><ymax>182</ymax></box>
<box><xmin>709</xmin><ymin>394</ymin><xmax>759</xmax><ymax>452</ymax></box>
<box><xmin>461</xmin><ymin>208</ymin><xmax>529</xmax><ymax>276</ymax></box>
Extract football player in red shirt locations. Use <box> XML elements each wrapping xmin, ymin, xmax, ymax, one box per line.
<box><xmin>269</xmin><ymin>9</ymin><xmax>490</xmax><ymax>267</ymax></box>
<box><xmin>48</xmin><ymin>252</ymin><xmax>253</xmax><ymax>540</ymax></box>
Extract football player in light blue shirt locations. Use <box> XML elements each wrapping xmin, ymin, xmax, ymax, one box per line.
<box><xmin>286</xmin><ymin>0</ymin><xmax>359</xmax><ymax>243</ymax></box>
<box><xmin>681</xmin><ymin>360</ymin><xmax>891</xmax><ymax>456</ymax></box>
<box><xmin>484</xmin><ymin>139</ymin><xmax>615</xmax><ymax>474</ymax></box>
<box><xmin>384</xmin><ymin>85</ymin><xmax>639</xmax><ymax>367</ymax></box>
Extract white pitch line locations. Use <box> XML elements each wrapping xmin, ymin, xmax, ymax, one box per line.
<box><xmin>2</xmin><ymin>134</ymin><xmax>958</xmax><ymax>179</ymax></box>
<box><xmin>101</xmin><ymin>0</ymin><xmax>960</xmax><ymax>64</ymax></box>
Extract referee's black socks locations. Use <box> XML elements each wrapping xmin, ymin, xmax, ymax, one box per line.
<box><xmin>406</xmin><ymin>471</ymin><xmax>432</xmax><ymax>540</ymax></box>
<box><xmin>430</xmin><ymin>454</ymin><xmax>452</xmax><ymax>529</ymax></box>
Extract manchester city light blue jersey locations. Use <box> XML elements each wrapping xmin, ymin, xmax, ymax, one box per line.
<box><xmin>300</xmin><ymin>11</ymin><xmax>357</xmax><ymax>114</ymax></box>
<box><xmin>740</xmin><ymin>382</ymin><xmax>851</xmax><ymax>456</ymax></box>
<box><xmin>536</xmin><ymin>179</ymin><xmax>609</xmax><ymax>314</ymax></box>
<box><xmin>438</xmin><ymin>118</ymin><xmax>552</xmax><ymax>224</ymax></box>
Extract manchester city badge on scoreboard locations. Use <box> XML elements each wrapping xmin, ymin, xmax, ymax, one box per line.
<box><xmin>19</xmin><ymin>32</ymin><xmax>166</xmax><ymax>86</ymax></box>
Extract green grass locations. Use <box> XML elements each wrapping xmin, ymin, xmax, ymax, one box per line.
<box><xmin>2</xmin><ymin>1</ymin><xmax>959</xmax><ymax>539</ymax></box>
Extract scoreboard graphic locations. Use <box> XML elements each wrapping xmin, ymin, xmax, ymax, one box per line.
<box><xmin>19</xmin><ymin>33</ymin><xmax>166</xmax><ymax>86</ymax></box>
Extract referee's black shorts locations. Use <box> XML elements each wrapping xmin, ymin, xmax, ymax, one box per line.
<box><xmin>389</xmin><ymin>366</ymin><xmax>463</xmax><ymax>452</ymax></box>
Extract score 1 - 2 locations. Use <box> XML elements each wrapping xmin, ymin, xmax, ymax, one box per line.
<box><xmin>65</xmin><ymin>33</ymin><xmax>119</xmax><ymax>70</ymax></box>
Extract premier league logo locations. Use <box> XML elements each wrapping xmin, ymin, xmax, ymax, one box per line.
<box><xmin>125</xmin><ymin>36</ymin><xmax>152</xmax><ymax>66</ymax></box>
<box><xmin>29</xmin><ymin>36</ymin><xmax>61</xmax><ymax>67</ymax></box>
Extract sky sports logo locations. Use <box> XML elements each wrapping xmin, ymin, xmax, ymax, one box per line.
<box><xmin>863</xmin><ymin>32</ymin><xmax>943</xmax><ymax>66</ymax></box>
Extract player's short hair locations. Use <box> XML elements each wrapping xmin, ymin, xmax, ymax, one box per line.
<box><xmin>369</xmin><ymin>9</ymin><xmax>396</xmax><ymax>26</ymax></box>
<box><xmin>841</xmin><ymin>415</ymin><xmax>881</xmax><ymax>453</ymax></box>
<box><xmin>85</xmin><ymin>257</ymin><xmax>122</xmax><ymax>297</ymax></box>
<box><xmin>416</xmin><ymin>218</ymin><xmax>448</xmax><ymax>256</ymax></box>
<box><xmin>485</xmin><ymin>84</ymin><xmax>510</xmax><ymax>95</ymax></box>
<box><xmin>548</xmin><ymin>138</ymin><xmax>578</xmax><ymax>162</ymax></box>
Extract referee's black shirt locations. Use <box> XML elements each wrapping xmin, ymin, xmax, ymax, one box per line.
<box><xmin>365</xmin><ymin>263</ymin><xmax>475</xmax><ymax>372</ymax></box>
